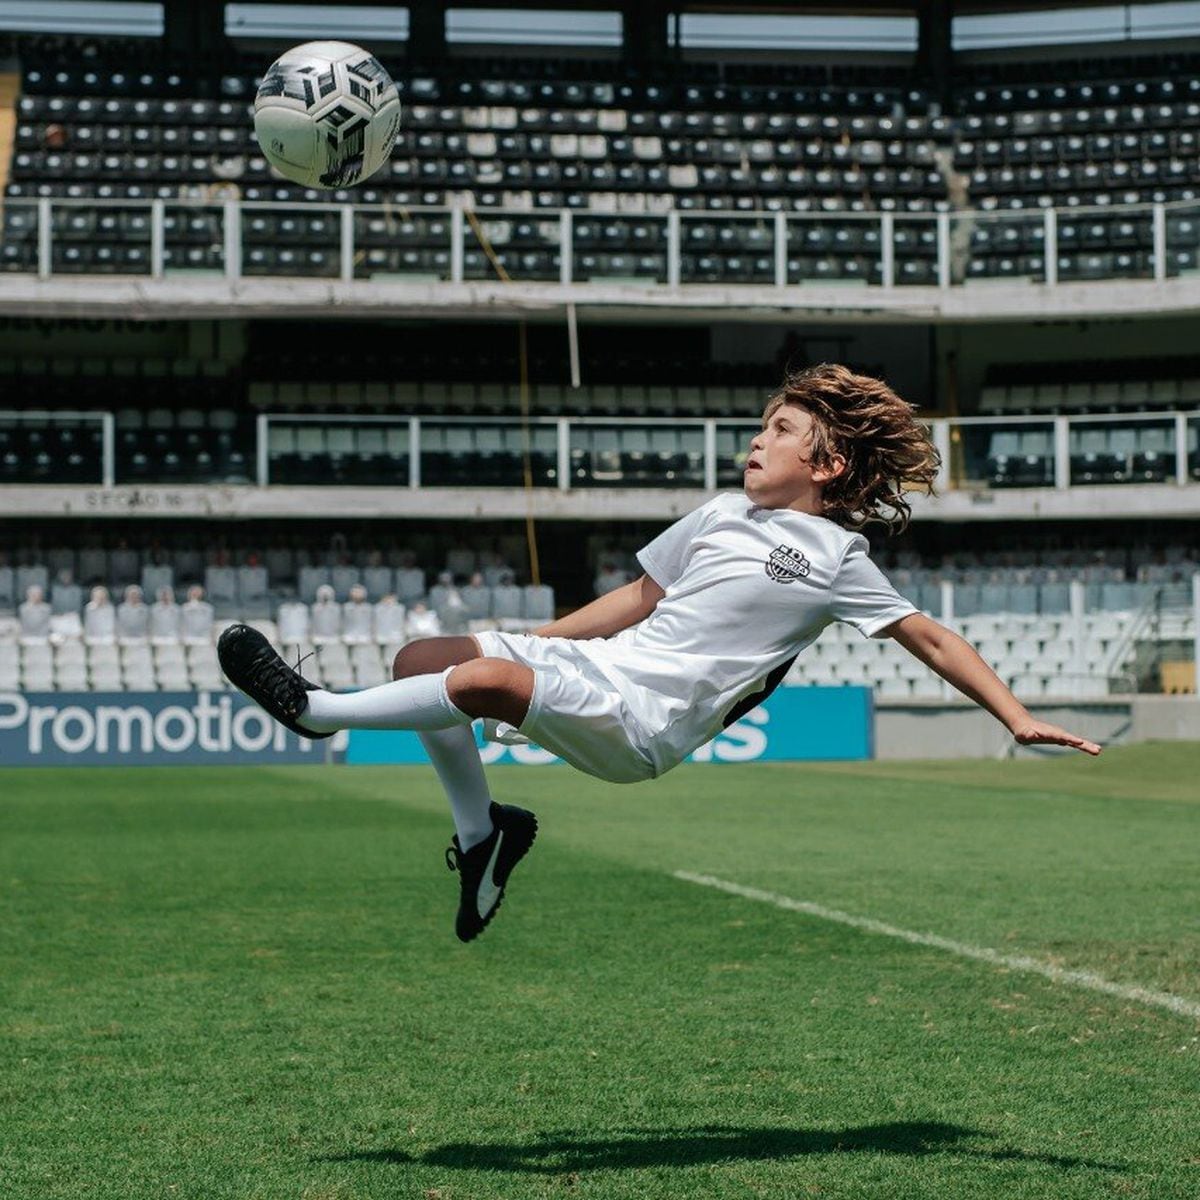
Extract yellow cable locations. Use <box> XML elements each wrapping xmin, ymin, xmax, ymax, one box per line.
<box><xmin>463</xmin><ymin>208</ymin><xmax>541</xmax><ymax>586</ymax></box>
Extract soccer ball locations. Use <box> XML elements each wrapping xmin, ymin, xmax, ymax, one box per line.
<box><xmin>253</xmin><ymin>41</ymin><xmax>401</xmax><ymax>189</ymax></box>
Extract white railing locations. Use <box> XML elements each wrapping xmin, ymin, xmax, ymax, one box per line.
<box><xmin>259</xmin><ymin>409</ymin><xmax>1200</xmax><ymax>490</ymax></box>
<box><xmin>3</xmin><ymin>196</ymin><xmax>1199</xmax><ymax>288</ymax></box>
<box><xmin>2</xmin><ymin>407</ymin><xmax>1197</xmax><ymax>491</ymax></box>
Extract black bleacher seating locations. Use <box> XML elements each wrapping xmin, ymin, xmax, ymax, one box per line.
<box><xmin>11</xmin><ymin>41</ymin><xmax>1200</xmax><ymax>285</ymax></box>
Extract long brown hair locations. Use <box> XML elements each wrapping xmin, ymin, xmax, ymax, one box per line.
<box><xmin>763</xmin><ymin>363</ymin><xmax>940</xmax><ymax>535</ymax></box>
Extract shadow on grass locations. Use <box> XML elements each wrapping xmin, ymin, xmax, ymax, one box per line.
<box><xmin>318</xmin><ymin>1121</ymin><xmax>1123</xmax><ymax>1173</ymax></box>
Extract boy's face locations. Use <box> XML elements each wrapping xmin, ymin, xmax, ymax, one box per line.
<box><xmin>744</xmin><ymin>403</ymin><xmax>843</xmax><ymax>511</ymax></box>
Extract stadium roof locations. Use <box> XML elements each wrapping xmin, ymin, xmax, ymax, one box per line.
<box><xmin>156</xmin><ymin>0</ymin><xmax>1200</xmax><ymax>12</ymax></box>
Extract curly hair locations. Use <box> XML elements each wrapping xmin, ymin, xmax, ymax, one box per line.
<box><xmin>762</xmin><ymin>363</ymin><xmax>940</xmax><ymax>536</ymax></box>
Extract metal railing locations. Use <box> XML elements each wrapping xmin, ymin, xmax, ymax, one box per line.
<box><xmin>3</xmin><ymin>407</ymin><xmax>1198</xmax><ymax>492</ymax></box>
<box><xmin>1100</xmin><ymin>581</ymin><xmax>1200</xmax><ymax>692</ymax></box>
<box><xmin>257</xmin><ymin>409</ymin><xmax>1200</xmax><ymax>491</ymax></box>
<box><xmin>3</xmin><ymin>195</ymin><xmax>1199</xmax><ymax>288</ymax></box>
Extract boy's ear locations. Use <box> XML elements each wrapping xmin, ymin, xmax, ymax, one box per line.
<box><xmin>812</xmin><ymin>453</ymin><xmax>847</xmax><ymax>485</ymax></box>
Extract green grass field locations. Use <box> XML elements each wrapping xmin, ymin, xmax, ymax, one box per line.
<box><xmin>3</xmin><ymin>744</ymin><xmax>1199</xmax><ymax>1199</ymax></box>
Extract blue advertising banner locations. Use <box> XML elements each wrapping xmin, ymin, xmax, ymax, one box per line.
<box><xmin>347</xmin><ymin>685</ymin><xmax>873</xmax><ymax>767</ymax></box>
<box><xmin>0</xmin><ymin>691</ymin><xmax>334</xmax><ymax>766</ymax></box>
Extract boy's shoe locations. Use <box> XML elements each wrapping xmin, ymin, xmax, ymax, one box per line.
<box><xmin>216</xmin><ymin>623</ymin><xmax>331</xmax><ymax>740</ymax></box>
<box><xmin>445</xmin><ymin>802</ymin><xmax>538</xmax><ymax>942</ymax></box>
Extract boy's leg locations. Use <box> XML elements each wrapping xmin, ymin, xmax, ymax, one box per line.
<box><xmin>393</xmin><ymin>637</ymin><xmax>499</xmax><ymax>851</ymax></box>
<box><xmin>388</xmin><ymin>638</ymin><xmax>540</xmax><ymax>943</ymax></box>
<box><xmin>304</xmin><ymin>636</ymin><xmax>535</xmax><ymax>849</ymax></box>
<box><xmin>218</xmin><ymin>624</ymin><xmax>539</xmax><ymax>942</ymax></box>
<box><xmin>300</xmin><ymin>648</ymin><xmax>534</xmax><ymax>733</ymax></box>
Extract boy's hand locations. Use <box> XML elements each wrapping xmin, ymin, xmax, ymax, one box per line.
<box><xmin>1011</xmin><ymin>720</ymin><xmax>1102</xmax><ymax>756</ymax></box>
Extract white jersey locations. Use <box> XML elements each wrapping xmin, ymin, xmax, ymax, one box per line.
<box><xmin>574</xmin><ymin>493</ymin><xmax>916</xmax><ymax>775</ymax></box>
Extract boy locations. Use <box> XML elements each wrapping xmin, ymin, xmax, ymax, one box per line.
<box><xmin>220</xmin><ymin>365</ymin><xmax>1102</xmax><ymax>943</ymax></box>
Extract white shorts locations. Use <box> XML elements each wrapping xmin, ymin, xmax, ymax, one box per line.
<box><xmin>472</xmin><ymin>630</ymin><xmax>657</xmax><ymax>784</ymax></box>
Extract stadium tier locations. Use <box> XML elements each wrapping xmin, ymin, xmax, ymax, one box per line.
<box><xmin>1</xmin><ymin>600</ymin><xmax>1190</xmax><ymax>701</ymax></box>
<box><xmin>5</xmin><ymin>43</ymin><xmax>1200</xmax><ymax>285</ymax></box>
<box><xmin>1</xmin><ymin>522</ymin><xmax>1195</xmax><ymax>698</ymax></box>
<box><xmin>4</xmin><ymin>403</ymin><xmax>1200</xmax><ymax>490</ymax></box>
<box><xmin>0</xmin><ymin>21</ymin><xmax>1197</xmax><ymax>716</ymax></box>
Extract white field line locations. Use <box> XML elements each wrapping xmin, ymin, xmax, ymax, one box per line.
<box><xmin>674</xmin><ymin>871</ymin><xmax>1200</xmax><ymax>1021</ymax></box>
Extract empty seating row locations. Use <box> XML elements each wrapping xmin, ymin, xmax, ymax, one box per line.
<box><xmin>279</xmin><ymin>585</ymin><xmax>554</xmax><ymax>637</ymax></box>
<box><xmin>957</xmin><ymin>77</ymin><xmax>1200</xmax><ymax>114</ymax></box>
<box><xmin>980</xmin><ymin>425</ymin><xmax>1200</xmax><ymax>486</ymax></box>
<box><xmin>981</xmin><ymin>378</ymin><xmax>1200</xmax><ymax>414</ymax></box>
<box><xmin>262</xmin><ymin>423</ymin><xmax>735</xmax><ymax>489</ymax></box>
<box><xmin>5</xmin><ymin>410</ymin><xmax>1198</xmax><ymax>488</ymax></box>
<box><xmin>4</xmin><ymin>610</ymin><xmax>1160</xmax><ymax>698</ymax></box>
<box><xmin>0</xmin><ymin>640</ymin><xmax>225</xmax><ymax>691</ymax></box>
<box><xmin>0</xmin><ymin>423</ymin><xmax>103</xmax><ymax>483</ymax></box>
<box><xmin>249</xmin><ymin>381</ymin><xmax>766</xmax><ymax>418</ymax></box>
<box><xmin>22</xmin><ymin>71</ymin><xmax>921</xmax><ymax>114</ymax></box>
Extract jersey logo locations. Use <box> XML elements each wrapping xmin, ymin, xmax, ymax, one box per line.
<box><xmin>764</xmin><ymin>544</ymin><xmax>811</xmax><ymax>584</ymax></box>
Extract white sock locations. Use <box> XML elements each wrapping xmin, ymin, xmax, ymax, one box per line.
<box><xmin>301</xmin><ymin>668</ymin><xmax>472</xmax><ymax>734</ymax></box>
<box><xmin>420</xmin><ymin>726</ymin><xmax>495</xmax><ymax>850</ymax></box>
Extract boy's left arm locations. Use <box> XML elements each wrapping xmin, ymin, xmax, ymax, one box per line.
<box><xmin>885</xmin><ymin>613</ymin><xmax>1102</xmax><ymax>756</ymax></box>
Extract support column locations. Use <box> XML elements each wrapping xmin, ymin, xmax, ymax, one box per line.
<box><xmin>1053</xmin><ymin>415</ymin><xmax>1071</xmax><ymax>490</ymax></box>
<box><xmin>407</xmin><ymin>2</ymin><xmax>446</xmax><ymax>64</ymax></box>
<box><xmin>667</xmin><ymin>211</ymin><xmax>681</xmax><ymax>288</ymax></box>
<box><xmin>916</xmin><ymin>0</ymin><xmax>952</xmax><ymax>108</ymax></box>
<box><xmin>409</xmin><ymin>417</ymin><xmax>421</xmax><ymax>489</ymax></box>
<box><xmin>940</xmin><ymin>578</ymin><xmax>955</xmax><ymax>624</ymax></box>
<box><xmin>101</xmin><ymin>412</ymin><xmax>115</xmax><ymax>488</ymax></box>
<box><xmin>623</xmin><ymin>0</ymin><xmax>668</xmax><ymax>66</ymax></box>
<box><xmin>932</xmin><ymin>419</ymin><xmax>952</xmax><ymax>492</ymax></box>
<box><xmin>256</xmin><ymin>415</ymin><xmax>269</xmax><ymax>486</ymax></box>
<box><xmin>557</xmin><ymin>418</ymin><xmax>571</xmax><ymax>492</ymax></box>
<box><xmin>703</xmin><ymin>419</ymin><xmax>717</xmax><ymax>491</ymax></box>
<box><xmin>1193</xmin><ymin>573</ymin><xmax>1200</xmax><ymax>694</ymax></box>
<box><xmin>1070</xmin><ymin>579</ymin><xmax>1087</xmax><ymax>695</ymax></box>
<box><xmin>163</xmin><ymin>0</ymin><xmax>229</xmax><ymax>78</ymax></box>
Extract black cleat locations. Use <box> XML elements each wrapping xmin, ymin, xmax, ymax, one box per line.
<box><xmin>216</xmin><ymin>623</ymin><xmax>331</xmax><ymax>740</ymax></box>
<box><xmin>445</xmin><ymin>802</ymin><xmax>538</xmax><ymax>942</ymax></box>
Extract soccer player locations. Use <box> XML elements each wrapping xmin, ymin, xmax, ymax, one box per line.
<box><xmin>219</xmin><ymin>365</ymin><xmax>1102</xmax><ymax>942</ymax></box>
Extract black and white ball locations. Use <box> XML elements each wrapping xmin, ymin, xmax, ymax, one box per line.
<box><xmin>253</xmin><ymin>41</ymin><xmax>400</xmax><ymax>189</ymax></box>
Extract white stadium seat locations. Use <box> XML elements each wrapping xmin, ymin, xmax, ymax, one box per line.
<box><xmin>156</xmin><ymin>664</ymin><xmax>190</xmax><ymax>690</ymax></box>
<box><xmin>910</xmin><ymin>676</ymin><xmax>945</xmax><ymax>699</ymax></box>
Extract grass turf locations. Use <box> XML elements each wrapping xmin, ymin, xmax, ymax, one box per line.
<box><xmin>2</xmin><ymin>743</ymin><xmax>1199</xmax><ymax>1198</ymax></box>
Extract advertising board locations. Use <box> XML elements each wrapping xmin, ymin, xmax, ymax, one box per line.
<box><xmin>347</xmin><ymin>685</ymin><xmax>874</xmax><ymax>766</ymax></box>
<box><xmin>0</xmin><ymin>691</ymin><xmax>331</xmax><ymax>766</ymax></box>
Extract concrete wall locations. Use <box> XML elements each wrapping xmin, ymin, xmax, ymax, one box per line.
<box><xmin>875</xmin><ymin>699</ymin><xmax>1133</xmax><ymax>759</ymax></box>
<box><xmin>1129</xmin><ymin>695</ymin><xmax>1200</xmax><ymax>742</ymax></box>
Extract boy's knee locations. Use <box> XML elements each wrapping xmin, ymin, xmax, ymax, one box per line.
<box><xmin>392</xmin><ymin>635</ymin><xmax>480</xmax><ymax>681</ymax></box>
<box><xmin>444</xmin><ymin>659</ymin><xmax>497</xmax><ymax>709</ymax></box>
<box><xmin>445</xmin><ymin>658</ymin><xmax>531</xmax><ymax>726</ymax></box>
<box><xmin>392</xmin><ymin>639</ymin><xmax>424</xmax><ymax>680</ymax></box>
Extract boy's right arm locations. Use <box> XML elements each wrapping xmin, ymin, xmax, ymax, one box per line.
<box><xmin>888</xmin><ymin>612</ymin><xmax>1102</xmax><ymax>755</ymax></box>
<box><xmin>533</xmin><ymin>574</ymin><xmax>665</xmax><ymax>639</ymax></box>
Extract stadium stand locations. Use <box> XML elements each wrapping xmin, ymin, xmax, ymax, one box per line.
<box><xmin>0</xmin><ymin>28</ymin><xmax>1196</xmax><ymax>713</ymax></box>
<box><xmin>0</xmin><ymin>518</ymin><xmax>1194</xmax><ymax>698</ymax></box>
<box><xmin>4</xmin><ymin>39</ymin><xmax>1200</xmax><ymax>283</ymax></box>
<box><xmin>1</xmin><ymin>582</ymin><xmax>1189</xmax><ymax>700</ymax></box>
